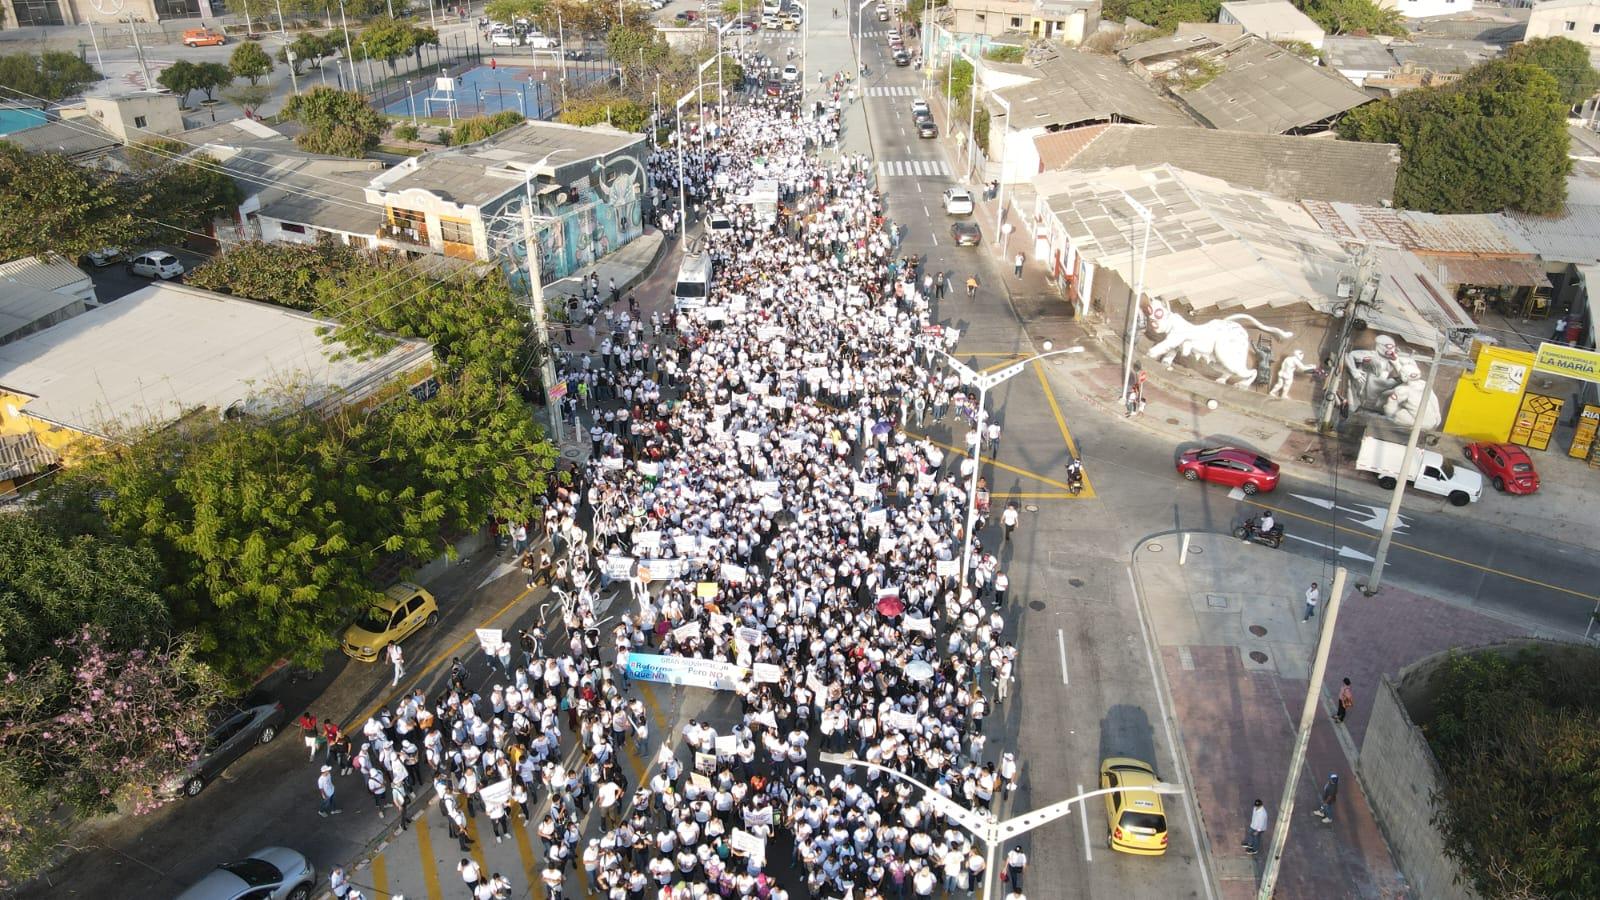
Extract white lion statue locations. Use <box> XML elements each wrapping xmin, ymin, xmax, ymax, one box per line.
<box><xmin>1380</xmin><ymin>357</ymin><xmax>1442</xmax><ymax>430</ymax></box>
<box><xmin>1143</xmin><ymin>298</ymin><xmax>1294</xmax><ymax>388</ymax></box>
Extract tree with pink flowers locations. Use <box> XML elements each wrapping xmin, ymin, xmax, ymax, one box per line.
<box><xmin>0</xmin><ymin>627</ymin><xmax>223</xmax><ymax>887</ymax></box>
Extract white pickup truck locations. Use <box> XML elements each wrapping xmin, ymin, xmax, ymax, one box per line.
<box><xmin>1356</xmin><ymin>436</ymin><xmax>1482</xmax><ymax>506</ymax></box>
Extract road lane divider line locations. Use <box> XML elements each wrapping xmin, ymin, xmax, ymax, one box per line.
<box><xmin>413</xmin><ymin>810</ymin><xmax>444</xmax><ymax>900</ymax></box>
<box><xmin>369</xmin><ymin>851</ymin><xmax>387</xmax><ymax>899</ymax></box>
<box><xmin>1057</xmin><ymin>629</ymin><xmax>1069</xmax><ymax>686</ymax></box>
<box><xmin>510</xmin><ymin>806</ymin><xmax>540</xmax><ymax>886</ymax></box>
<box><xmin>1033</xmin><ymin>359</ymin><xmax>1095</xmax><ymax>498</ymax></box>
<box><xmin>465</xmin><ymin>814</ymin><xmax>489</xmax><ymax>881</ymax></box>
<box><xmin>1076</xmin><ymin>782</ymin><xmax>1092</xmax><ymax>862</ymax></box>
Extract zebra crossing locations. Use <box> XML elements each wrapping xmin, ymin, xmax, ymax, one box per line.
<box><xmin>866</xmin><ymin>85</ymin><xmax>920</xmax><ymax>97</ymax></box>
<box><xmin>877</xmin><ymin>159</ymin><xmax>953</xmax><ymax>178</ymax></box>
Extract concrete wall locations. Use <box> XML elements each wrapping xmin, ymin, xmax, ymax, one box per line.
<box><xmin>1529</xmin><ymin>2</ymin><xmax>1600</xmax><ymax>49</ymax></box>
<box><xmin>1358</xmin><ymin>676</ymin><xmax>1477</xmax><ymax>900</ymax></box>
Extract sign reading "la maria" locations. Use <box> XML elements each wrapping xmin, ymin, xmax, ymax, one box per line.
<box><xmin>1533</xmin><ymin>342</ymin><xmax>1600</xmax><ymax>384</ymax></box>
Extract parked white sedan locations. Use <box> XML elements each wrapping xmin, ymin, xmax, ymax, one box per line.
<box><xmin>942</xmin><ymin>188</ymin><xmax>974</xmax><ymax>216</ymax></box>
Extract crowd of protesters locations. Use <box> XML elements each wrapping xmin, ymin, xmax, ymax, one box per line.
<box><xmin>324</xmin><ymin>64</ymin><xmax>1031</xmax><ymax>900</ymax></box>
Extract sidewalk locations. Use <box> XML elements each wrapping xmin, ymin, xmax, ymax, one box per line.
<box><xmin>1132</xmin><ymin>535</ymin><xmax>1531</xmax><ymax>900</ymax></box>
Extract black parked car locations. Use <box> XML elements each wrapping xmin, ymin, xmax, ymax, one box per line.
<box><xmin>893</xmin><ymin>50</ymin><xmax>911</xmax><ymax>66</ymax></box>
<box><xmin>917</xmin><ymin>118</ymin><xmax>938</xmax><ymax>138</ymax></box>
<box><xmin>162</xmin><ymin>698</ymin><xmax>288</xmax><ymax>798</ymax></box>
<box><xmin>950</xmin><ymin>221</ymin><xmax>982</xmax><ymax>246</ymax></box>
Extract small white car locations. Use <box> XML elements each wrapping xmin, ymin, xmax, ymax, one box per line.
<box><xmin>943</xmin><ymin>188</ymin><xmax>974</xmax><ymax>216</ymax></box>
<box><xmin>127</xmin><ymin>250</ymin><xmax>184</xmax><ymax>280</ymax></box>
<box><xmin>490</xmin><ymin>31</ymin><xmax>519</xmax><ymax>47</ymax></box>
<box><xmin>781</xmin><ymin>64</ymin><xmax>800</xmax><ymax>82</ymax></box>
<box><xmin>526</xmin><ymin>32</ymin><xmax>559</xmax><ymax>49</ymax></box>
<box><xmin>762</xmin><ymin>13</ymin><xmax>781</xmax><ymax>27</ymax></box>
<box><xmin>910</xmin><ymin>99</ymin><xmax>929</xmax><ymax>116</ymax></box>
<box><xmin>86</xmin><ymin>247</ymin><xmax>121</xmax><ymax>267</ymax></box>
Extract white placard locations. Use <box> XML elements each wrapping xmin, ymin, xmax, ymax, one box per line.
<box><xmin>757</xmin><ymin>324</ymin><xmax>786</xmax><ymax>342</ymax></box>
<box><xmin>864</xmin><ymin>508</ymin><xmax>887</xmax><ymax>528</ymax></box>
<box><xmin>704</xmin><ymin>306</ymin><xmax>727</xmax><ymax>322</ymax></box>
<box><xmin>903</xmin><ymin>615</ymin><xmax>934</xmax><ymax>635</ymax></box>
<box><xmin>637</xmin><ymin>460</ymin><xmax>660</xmax><ymax>477</ymax></box>
<box><xmin>751</xmin><ymin>380</ymin><xmax>771</xmax><ymax>396</ymax></box>
<box><xmin>602</xmin><ymin>556</ymin><xmax>636</xmax><ymax>579</ymax></box>
<box><xmin>601</xmin><ymin>456</ymin><xmax>624</xmax><ymax>470</ymax></box>
<box><xmin>478</xmin><ymin>778</ymin><xmax>513</xmax><ymax>806</ymax></box>
<box><xmin>640</xmin><ymin>558</ymin><xmax>687</xmax><ymax>580</ymax></box>
<box><xmin>715</xmin><ymin>734</ymin><xmax>739</xmax><ymax>755</ymax></box>
<box><xmin>935</xmin><ymin>559</ymin><xmax>959</xmax><ymax>577</ymax></box>
<box><xmin>752</xmin><ymin>708</ymin><xmax>779</xmax><ymax>727</ymax></box>
<box><xmin>736</xmin><ymin>430</ymin><xmax>761</xmax><ymax>448</ymax></box>
<box><xmin>735</xmin><ymin>626</ymin><xmax>763</xmax><ymax>646</ymax></box>
<box><xmin>889</xmin><ymin>711</ymin><xmax>918</xmax><ymax>731</ymax></box>
<box><xmin>763</xmin><ymin>393</ymin><xmax>787</xmax><ymax>410</ymax></box>
<box><xmin>853</xmin><ymin>481</ymin><xmax>879</xmax><ymax>500</ymax></box>
<box><xmin>752</xmin><ymin>480</ymin><xmax>781</xmax><ymax>496</ymax></box>
<box><xmin>878</xmin><ymin>535</ymin><xmax>897</xmax><ymax>554</ymax></box>
<box><xmin>623</xmin><ymin>653</ymin><xmax>750</xmax><ymax>692</ymax></box>
<box><xmin>731</xmin><ymin>828</ymin><xmax>766</xmax><ymax>863</ymax></box>
<box><xmin>475</xmin><ymin>628</ymin><xmax>503</xmax><ymax>655</ymax></box>
<box><xmin>760</xmin><ymin>495</ymin><xmax>783</xmax><ymax>514</ymax></box>
<box><xmin>752</xmin><ymin>663</ymin><xmax>782</xmax><ymax>684</ymax></box>
<box><xmin>721</xmin><ymin>563</ymin><xmax>748</xmax><ymax>583</ymax></box>
<box><xmin>633</xmin><ymin>530</ymin><xmax>662</xmax><ymax>552</ymax></box>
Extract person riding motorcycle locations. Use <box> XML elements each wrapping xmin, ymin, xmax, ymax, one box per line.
<box><xmin>1256</xmin><ymin>512</ymin><xmax>1276</xmax><ymax>535</ymax></box>
<box><xmin>1065</xmin><ymin>459</ymin><xmax>1085</xmax><ymax>493</ymax></box>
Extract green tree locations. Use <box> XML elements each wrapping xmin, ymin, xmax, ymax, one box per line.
<box><xmin>606</xmin><ymin>24</ymin><xmax>670</xmax><ymax>94</ymax></box>
<box><xmin>192</xmin><ymin>61</ymin><xmax>234</xmax><ymax>102</ymax></box>
<box><xmin>485</xmin><ymin>0</ymin><xmax>546</xmax><ymax>24</ymax></box>
<box><xmin>0</xmin><ymin>144</ymin><xmax>138</xmax><ymax>261</ymax></box>
<box><xmin>448</xmin><ymin>110</ymin><xmax>526</xmax><ymax>145</ymax></box>
<box><xmin>557</xmin><ymin>94</ymin><xmax>650</xmax><ymax>132</ymax></box>
<box><xmin>228</xmin><ymin>39</ymin><xmax>275</xmax><ymax>86</ymax></box>
<box><xmin>222</xmin><ymin>83</ymin><xmax>273</xmax><ymax>117</ymax></box>
<box><xmin>156</xmin><ymin>58</ymin><xmax>206</xmax><ymax>106</ymax></box>
<box><xmin>278</xmin><ymin>32</ymin><xmax>334</xmax><ymax>74</ymax></box>
<box><xmin>186</xmin><ymin>238</ymin><xmax>379</xmax><ymax>311</ymax></box>
<box><xmin>1301</xmin><ymin>0</ymin><xmax>1406</xmax><ymax>37</ymax></box>
<box><xmin>355</xmin><ymin>16</ymin><xmax>440</xmax><ymax>74</ymax></box>
<box><xmin>283</xmin><ymin>86</ymin><xmax>389</xmax><ymax>156</ymax></box>
<box><xmin>1339</xmin><ymin>60</ymin><xmax>1571</xmax><ymax>215</ymax></box>
<box><xmin>1508</xmin><ymin>36</ymin><xmax>1600</xmax><ymax>108</ymax></box>
<box><xmin>0</xmin><ymin>51</ymin><xmax>100</xmax><ymax>101</ymax></box>
<box><xmin>1102</xmin><ymin>0</ymin><xmax>1221</xmax><ymax>31</ymax></box>
<box><xmin>144</xmin><ymin>153</ymin><xmax>244</xmax><ymax>239</ymax></box>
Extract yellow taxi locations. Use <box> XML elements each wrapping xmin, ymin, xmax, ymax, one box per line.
<box><xmin>1100</xmin><ymin>757</ymin><xmax>1170</xmax><ymax>855</ymax></box>
<box><xmin>340</xmin><ymin>582</ymin><xmax>439</xmax><ymax>661</ymax></box>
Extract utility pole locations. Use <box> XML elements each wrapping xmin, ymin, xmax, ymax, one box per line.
<box><xmin>520</xmin><ymin>190</ymin><xmax>565</xmax><ymax>444</ymax></box>
<box><xmin>276</xmin><ymin>0</ymin><xmax>300</xmax><ymax>96</ymax></box>
<box><xmin>127</xmin><ymin>18</ymin><xmax>154</xmax><ymax>93</ymax></box>
<box><xmin>339</xmin><ymin>0</ymin><xmax>359</xmax><ymax>92</ymax></box>
<box><xmin>1360</xmin><ymin>329</ymin><xmax>1454</xmax><ymax>596</ymax></box>
<box><xmin>1258</xmin><ymin>567</ymin><xmax>1348</xmax><ymax>899</ymax></box>
<box><xmin>1118</xmin><ymin>194</ymin><xmax>1153</xmax><ymax>406</ymax></box>
<box><xmin>1319</xmin><ymin>245</ymin><xmax>1379</xmax><ymax>432</ymax></box>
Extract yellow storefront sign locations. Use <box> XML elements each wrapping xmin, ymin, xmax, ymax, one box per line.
<box><xmin>1572</xmin><ymin>405</ymin><xmax>1600</xmax><ymax>463</ymax></box>
<box><xmin>1533</xmin><ymin>342</ymin><xmax>1600</xmax><ymax>383</ymax></box>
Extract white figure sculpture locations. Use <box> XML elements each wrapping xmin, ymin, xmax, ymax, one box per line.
<box><xmin>1342</xmin><ymin>334</ymin><xmax>1403</xmax><ymax>412</ymax></box>
<box><xmin>1268</xmin><ymin>349</ymin><xmax>1316</xmax><ymax>400</ymax></box>
<box><xmin>1143</xmin><ymin>298</ymin><xmax>1294</xmax><ymax>388</ymax></box>
<box><xmin>1380</xmin><ymin>357</ymin><xmax>1442</xmax><ymax>430</ymax></box>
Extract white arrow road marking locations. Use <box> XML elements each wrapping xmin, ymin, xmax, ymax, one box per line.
<box><xmin>476</xmin><ymin>559</ymin><xmax>521</xmax><ymax>590</ymax></box>
<box><xmin>1077</xmin><ymin>783</ymin><xmax>1093</xmax><ymax>861</ymax></box>
<box><xmin>1288</xmin><ymin>493</ymin><xmax>1409</xmax><ymax>532</ymax></box>
<box><xmin>1283</xmin><ymin>533</ymin><xmax>1376</xmax><ymax>562</ymax></box>
<box><xmin>1228</xmin><ymin>486</ymin><xmax>1248</xmax><ymax>500</ymax></box>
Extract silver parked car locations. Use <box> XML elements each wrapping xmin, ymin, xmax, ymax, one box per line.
<box><xmin>175</xmin><ymin>847</ymin><xmax>315</xmax><ymax>900</ymax></box>
<box><xmin>126</xmin><ymin>250</ymin><xmax>185</xmax><ymax>280</ymax></box>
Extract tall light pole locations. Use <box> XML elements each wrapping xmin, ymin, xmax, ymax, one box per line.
<box><xmin>520</xmin><ymin>150</ymin><xmax>574</xmax><ymax>444</ymax></box>
<box><xmin>275</xmin><ymin>0</ymin><xmax>299</xmax><ymax>96</ymax></box>
<box><xmin>820</xmin><ymin>751</ymin><xmax>1184</xmax><ymax>900</ymax></box>
<box><xmin>1117</xmin><ymin>191</ymin><xmax>1154</xmax><ymax>408</ymax></box>
<box><xmin>556</xmin><ymin>9</ymin><xmax>568</xmax><ymax>106</ymax></box>
<box><xmin>924</xmin><ymin>341</ymin><xmax>1084</xmax><ymax>591</ymax></box>
<box><xmin>853</xmin><ymin>0</ymin><xmax>874</xmax><ymax>77</ymax></box>
<box><xmin>338</xmin><ymin>0</ymin><xmax>358</xmax><ymax>93</ymax></box>
<box><xmin>1257</xmin><ymin>567</ymin><xmax>1348</xmax><ymax>899</ymax></box>
<box><xmin>991</xmin><ymin>91</ymin><xmax>1010</xmax><ymax>245</ymax></box>
<box><xmin>714</xmin><ymin>20</ymin><xmax>739</xmax><ymax>118</ymax></box>
<box><xmin>674</xmin><ymin>88</ymin><xmax>698</xmax><ymax>239</ymax></box>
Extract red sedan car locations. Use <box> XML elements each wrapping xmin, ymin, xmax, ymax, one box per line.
<box><xmin>1463</xmin><ymin>442</ymin><xmax>1539</xmax><ymax>494</ymax></box>
<box><xmin>1177</xmin><ymin>446</ymin><xmax>1280</xmax><ymax>495</ymax></box>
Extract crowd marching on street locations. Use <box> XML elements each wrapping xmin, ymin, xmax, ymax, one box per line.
<box><xmin>321</xmin><ymin>61</ymin><xmax>1034</xmax><ymax>900</ymax></box>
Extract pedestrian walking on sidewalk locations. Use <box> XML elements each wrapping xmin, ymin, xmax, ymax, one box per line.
<box><xmin>1242</xmin><ymin>799</ymin><xmax>1267</xmax><ymax>854</ymax></box>
<box><xmin>1004</xmin><ymin>846</ymin><xmax>1027</xmax><ymax>890</ymax></box>
<box><xmin>1335</xmin><ymin>677</ymin><xmax>1355</xmax><ymax>724</ymax></box>
<box><xmin>1315</xmin><ymin>773</ymin><xmax>1339</xmax><ymax>823</ymax></box>
<box><xmin>330</xmin><ymin>865</ymin><xmax>350</xmax><ymax>899</ymax></box>
<box><xmin>1303</xmin><ymin>582</ymin><xmax>1320</xmax><ymax>621</ymax></box>
<box><xmin>317</xmin><ymin>765</ymin><xmax>341</xmax><ymax>817</ymax></box>
<box><xmin>541</xmin><ymin>864</ymin><xmax>565</xmax><ymax>900</ymax></box>
<box><xmin>966</xmin><ymin>275</ymin><xmax>978</xmax><ymax>300</ymax></box>
<box><xmin>387</xmin><ymin>641</ymin><xmax>405</xmax><ymax>687</ymax></box>
<box><xmin>460</xmin><ymin>859</ymin><xmax>482</xmax><ymax>896</ymax></box>
<box><xmin>298</xmin><ymin>711</ymin><xmax>320</xmax><ymax>761</ymax></box>
<box><xmin>1013</xmin><ymin>252</ymin><xmax>1024</xmax><ymax>277</ymax></box>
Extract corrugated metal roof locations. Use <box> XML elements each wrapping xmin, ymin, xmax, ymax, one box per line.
<box><xmin>1033</xmin><ymin>124</ymin><xmax>1112</xmax><ymax>172</ymax></box>
<box><xmin>0</xmin><ymin>255</ymin><xmax>92</xmax><ymax>293</ymax></box>
<box><xmin>1172</xmin><ymin>35</ymin><xmax>1373</xmax><ymax>134</ymax></box>
<box><xmin>0</xmin><ymin>431</ymin><xmax>55</xmax><ymax>483</ymax></box>
<box><xmin>994</xmin><ymin>51</ymin><xmax>1199</xmax><ymax>130</ymax></box>
<box><xmin>1036</xmin><ymin>163</ymin><xmax>1348</xmax><ymax>312</ymax></box>
<box><xmin>1301</xmin><ymin>200</ymin><xmax>1541</xmax><ymax>255</ymax></box>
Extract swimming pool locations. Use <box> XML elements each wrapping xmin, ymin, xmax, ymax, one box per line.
<box><xmin>378</xmin><ymin>63</ymin><xmax>614</xmax><ymax>121</ymax></box>
<box><xmin>0</xmin><ymin>107</ymin><xmax>47</xmax><ymax>136</ymax></box>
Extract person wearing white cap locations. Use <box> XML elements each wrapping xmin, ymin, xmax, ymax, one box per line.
<box><xmin>317</xmin><ymin>764</ymin><xmax>340</xmax><ymax>817</ymax></box>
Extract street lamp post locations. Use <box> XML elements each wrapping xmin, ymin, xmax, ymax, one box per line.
<box><xmin>924</xmin><ymin>342</ymin><xmax>1083</xmax><ymax>592</ymax></box>
<box><xmin>1117</xmin><ymin>192</ymin><xmax>1154</xmax><ymax>408</ymax></box>
<box><xmin>521</xmin><ymin>149</ymin><xmax>574</xmax><ymax>444</ymax></box>
<box><xmin>853</xmin><ymin>0</ymin><xmax>874</xmax><ymax>77</ymax></box>
<box><xmin>674</xmin><ymin>88</ymin><xmax>698</xmax><ymax>240</ymax></box>
<box><xmin>819</xmin><ymin>751</ymin><xmax>1184</xmax><ymax>900</ymax></box>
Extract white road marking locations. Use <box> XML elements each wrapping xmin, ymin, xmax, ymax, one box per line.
<box><xmin>922</xmin><ymin>204</ymin><xmax>929</xmax><ymax>217</ymax></box>
<box><xmin>1057</xmin><ymin>628</ymin><xmax>1069</xmax><ymax>685</ymax></box>
<box><xmin>1288</xmin><ymin>492</ymin><xmax>1411</xmax><ymax>531</ymax></box>
<box><xmin>1227</xmin><ymin>486</ymin><xmax>1247</xmax><ymax>501</ymax></box>
<box><xmin>1128</xmin><ymin>565</ymin><xmax>1220</xmax><ymax>900</ymax></box>
<box><xmin>1077</xmin><ymin>783</ymin><xmax>1093</xmax><ymax>861</ymax></box>
<box><xmin>1282</xmin><ymin>533</ymin><xmax>1377</xmax><ymax>562</ymax></box>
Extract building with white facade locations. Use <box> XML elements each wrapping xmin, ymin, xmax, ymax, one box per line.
<box><xmin>1218</xmin><ymin>1</ymin><xmax>1327</xmax><ymax>50</ymax></box>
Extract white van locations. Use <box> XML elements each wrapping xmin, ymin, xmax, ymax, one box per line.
<box><xmin>674</xmin><ymin>252</ymin><xmax>713</xmax><ymax>309</ymax></box>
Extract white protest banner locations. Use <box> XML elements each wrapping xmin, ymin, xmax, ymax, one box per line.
<box><xmin>903</xmin><ymin>615</ymin><xmax>934</xmax><ymax>635</ymax></box>
<box><xmin>780</xmin><ymin>437</ymin><xmax>803</xmax><ymax>454</ymax></box>
<box><xmin>752</xmin><ymin>709</ymin><xmax>778</xmax><ymax>729</ymax></box>
<box><xmin>878</xmin><ymin>535</ymin><xmax>897</xmax><ymax>554</ymax></box>
<box><xmin>632</xmin><ymin>530</ymin><xmax>662</xmax><ymax>553</ymax></box>
<box><xmin>721</xmin><ymin>562</ymin><xmax>748</xmax><ymax>583</ymax></box>
<box><xmin>636</xmin><ymin>460</ymin><xmax>660</xmax><ymax>477</ymax></box>
<box><xmin>756</xmin><ymin>324</ymin><xmax>786</xmax><ymax>342</ymax></box>
<box><xmin>760</xmin><ymin>495</ymin><xmax>783</xmax><ymax>514</ymax></box>
<box><xmin>672</xmin><ymin>620</ymin><xmax>702</xmax><ymax>641</ymax></box>
<box><xmin>694</xmin><ymin>752</ymin><xmax>717</xmax><ymax>774</ymax></box>
<box><xmin>729</xmin><ymin>294</ymin><xmax>749</xmax><ymax>314</ymax></box>
<box><xmin>752</xmin><ymin>663</ymin><xmax>782</xmax><ymax>684</ymax></box>
<box><xmin>713</xmin><ymin>403</ymin><xmax>731</xmax><ymax>421</ymax></box>
<box><xmin>736</xmin><ymin>430</ymin><xmax>761</xmax><ymax>448</ymax></box>
<box><xmin>935</xmin><ymin>559</ymin><xmax>959</xmax><ymax>577</ymax></box>
<box><xmin>715</xmin><ymin>734</ymin><xmax>739</xmax><ymax>756</ymax></box>
<box><xmin>863</xmin><ymin>508</ymin><xmax>887</xmax><ymax>529</ymax></box>
<box><xmin>624</xmin><ymin>652</ymin><xmax>749</xmax><ymax>691</ymax></box>
<box><xmin>763</xmin><ymin>393</ymin><xmax>787</xmax><ymax>410</ymax></box>
<box><xmin>704</xmin><ymin>306</ymin><xmax>727</xmax><ymax>322</ymax></box>
<box><xmin>691</xmin><ymin>772</ymin><xmax>713</xmax><ymax>791</ymax></box>
<box><xmin>674</xmin><ymin>534</ymin><xmax>704</xmax><ymax>555</ymax></box>
<box><xmin>640</xmin><ymin>558</ymin><xmax>687</xmax><ymax>580</ymax></box>
<box><xmin>601</xmin><ymin>456</ymin><xmax>624</xmax><ymax>470</ymax></box>
<box><xmin>889</xmin><ymin>711</ymin><xmax>918</xmax><ymax>731</ymax></box>
<box><xmin>602</xmin><ymin>556</ymin><xmax>637</xmax><ymax>580</ymax></box>
<box><xmin>751</xmin><ymin>380</ymin><xmax>770</xmax><ymax>396</ymax></box>
<box><xmin>853</xmin><ymin>480</ymin><xmax>879</xmax><ymax>500</ymax></box>
<box><xmin>709</xmin><ymin>612</ymin><xmax>731</xmax><ymax>632</ymax></box>
<box><xmin>479</xmin><ymin>778</ymin><xmax>513</xmax><ymax>807</ymax></box>
<box><xmin>807</xmin><ymin>366</ymin><xmax>829</xmax><ymax>384</ymax></box>
<box><xmin>475</xmin><ymin>628</ymin><xmax>503</xmax><ymax>655</ymax></box>
<box><xmin>806</xmin><ymin>673</ymin><xmax>827</xmax><ymax>697</ymax></box>
<box><xmin>752</xmin><ymin>480</ymin><xmax>781</xmax><ymax>496</ymax></box>
<box><xmin>735</xmin><ymin>626</ymin><xmax>763</xmax><ymax>647</ymax></box>
<box><xmin>731</xmin><ymin>828</ymin><xmax>766</xmax><ymax>864</ymax></box>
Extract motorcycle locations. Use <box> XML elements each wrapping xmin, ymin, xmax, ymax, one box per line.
<box><xmin>1066</xmin><ymin>465</ymin><xmax>1085</xmax><ymax>496</ymax></box>
<box><xmin>1233</xmin><ymin>516</ymin><xmax>1284</xmax><ymax>548</ymax></box>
